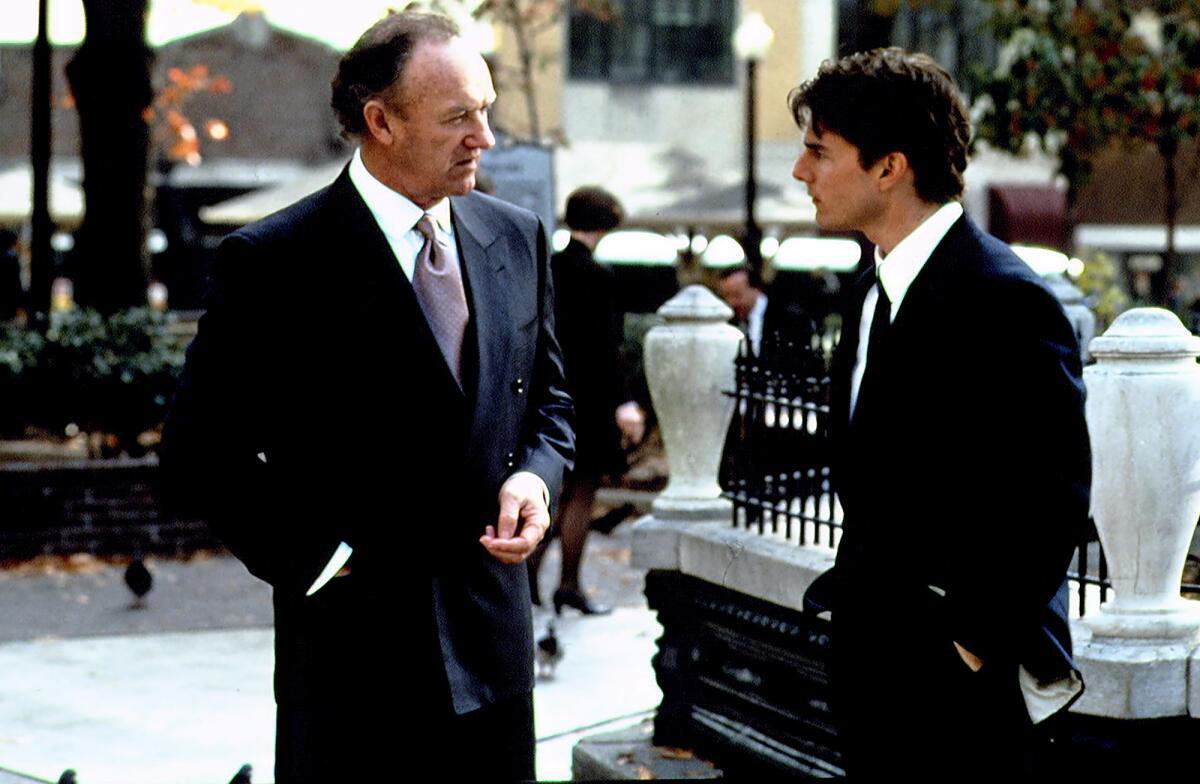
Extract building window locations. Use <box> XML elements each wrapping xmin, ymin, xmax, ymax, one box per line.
<box><xmin>569</xmin><ymin>0</ymin><xmax>735</xmax><ymax>85</ymax></box>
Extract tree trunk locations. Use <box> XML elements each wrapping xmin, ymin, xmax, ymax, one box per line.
<box><xmin>65</xmin><ymin>0</ymin><xmax>153</xmax><ymax>314</ymax></box>
<box><xmin>1151</xmin><ymin>137</ymin><xmax>1179</xmax><ymax>308</ymax></box>
<box><xmin>505</xmin><ymin>0</ymin><xmax>541</xmax><ymax>141</ymax></box>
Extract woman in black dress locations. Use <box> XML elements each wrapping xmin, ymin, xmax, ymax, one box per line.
<box><xmin>529</xmin><ymin>187</ymin><xmax>644</xmax><ymax>614</ymax></box>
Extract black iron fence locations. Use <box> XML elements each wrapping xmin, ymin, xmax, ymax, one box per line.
<box><xmin>722</xmin><ymin>322</ymin><xmax>842</xmax><ymax>550</ymax></box>
<box><xmin>721</xmin><ymin>323</ymin><xmax>1199</xmax><ymax>617</ymax></box>
<box><xmin>1069</xmin><ymin>521</ymin><xmax>1110</xmax><ymax>617</ymax></box>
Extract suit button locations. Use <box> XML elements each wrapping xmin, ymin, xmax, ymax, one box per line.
<box><xmin>511</xmin><ymin>377</ymin><xmax>525</xmax><ymax>395</ymax></box>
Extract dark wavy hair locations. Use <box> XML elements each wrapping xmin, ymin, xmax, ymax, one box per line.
<box><xmin>330</xmin><ymin>11</ymin><xmax>459</xmax><ymax>138</ymax></box>
<box><xmin>564</xmin><ymin>187</ymin><xmax>624</xmax><ymax>232</ymax></box>
<box><xmin>788</xmin><ymin>48</ymin><xmax>971</xmax><ymax>204</ymax></box>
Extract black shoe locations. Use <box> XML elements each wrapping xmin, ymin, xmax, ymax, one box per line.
<box><xmin>553</xmin><ymin>587</ymin><xmax>612</xmax><ymax>616</ymax></box>
<box><xmin>590</xmin><ymin>503</ymin><xmax>635</xmax><ymax>536</ymax></box>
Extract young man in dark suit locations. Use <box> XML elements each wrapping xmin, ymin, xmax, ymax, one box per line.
<box><xmin>790</xmin><ymin>49</ymin><xmax>1091</xmax><ymax>777</ymax></box>
<box><xmin>162</xmin><ymin>11</ymin><xmax>573</xmax><ymax>782</ymax></box>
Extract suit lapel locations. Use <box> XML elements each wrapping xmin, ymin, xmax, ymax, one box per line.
<box><xmin>324</xmin><ymin>169</ymin><xmax>412</xmax><ymax>294</ymax></box>
<box><xmin>833</xmin><ymin>267</ymin><xmax>874</xmax><ymax>429</ymax></box>
<box><xmin>843</xmin><ymin>218</ymin><xmax>969</xmax><ymax>439</ymax></box>
<box><xmin>324</xmin><ymin>169</ymin><xmax>466</xmax><ymax>403</ymax></box>
<box><xmin>886</xmin><ymin>215</ymin><xmax>970</xmax><ymax>340</ymax></box>
<box><xmin>450</xmin><ymin>194</ymin><xmax>512</xmax><ymax>425</ymax></box>
<box><xmin>847</xmin><ymin>216</ymin><xmax>972</xmax><ymax>446</ymax></box>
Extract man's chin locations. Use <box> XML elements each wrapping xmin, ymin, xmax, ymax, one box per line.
<box><xmin>813</xmin><ymin>213</ymin><xmax>844</xmax><ymax>232</ymax></box>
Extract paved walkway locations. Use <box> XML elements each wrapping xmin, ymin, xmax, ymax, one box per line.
<box><xmin>0</xmin><ymin>520</ymin><xmax>659</xmax><ymax>783</ymax></box>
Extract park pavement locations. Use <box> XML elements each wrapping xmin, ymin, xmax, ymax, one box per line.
<box><xmin>0</xmin><ymin>518</ymin><xmax>662</xmax><ymax>784</ymax></box>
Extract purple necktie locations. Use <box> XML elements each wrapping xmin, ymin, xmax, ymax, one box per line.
<box><xmin>412</xmin><ymin>214</ymin><xmax>468</xmax><ymax>388</ymax></box>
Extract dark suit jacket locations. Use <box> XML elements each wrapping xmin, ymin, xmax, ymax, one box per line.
<box><xmin>720</xmin><ymin>293</ymin><xmax>819</xmax><ymax>486</ymax></box>
<box><xmin>825</xmin><ymin>215</ymin><xmax>1090</xmax><ymax>686</ymax></box>
<box><xmin>759</xmin><ymin>294</ymin><xmax>818</xmax><ymax>353</ymax></box>
<box><xmin>729</xmin><ymin>293</ymin><xmax>815</xmax><ymax>356</ymax></box>
<box><xmin>161</xmin><ymin>171</ymin><xmax>574</xmax><ymax>724</ymax></box>
<box><xmin>551</xmin><ymin>239</ymin><xmax>626</xmax><ymax>478</ymax></box>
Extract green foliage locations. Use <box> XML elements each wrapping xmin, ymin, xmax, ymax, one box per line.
<box><xmin>968</xmin><ymin>0</ymin><xmax>1200</xmax><ymax>196</ymax></box>
<box><xmin>0</xmin><ymin>308</ymin><xmax>185</xmax><ymax>440</ymax></box>
<box><xmin>621</xmin><ymin>311</ymin><xmax>661</xmax><ymax>377</ymax></box>
<box><xmin>1071</xmin><ymin>250</ymin><xmax>1131</xmax><ymax>332</ymax></box>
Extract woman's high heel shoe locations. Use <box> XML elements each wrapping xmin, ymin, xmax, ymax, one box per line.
<box><xmin>552</xmin><ymin>587</ymin><xmax>612</xmax><ymax>616</ymax></box>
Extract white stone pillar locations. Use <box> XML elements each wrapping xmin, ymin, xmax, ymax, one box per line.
<box><xmin>643</xmin><ymin>285</ymin><xmax>743</xmax><ymax>521</ymax></box>
<box><xmin>1083</xmin><ymin>308</ymin><xmax>1200</xmax><ymax>641</ymax></box>
<box><xmin>1045</xmin><ymin>273</ymin><xmax>1096</xmax><ymax>361</ymax></box>
<box><xmin>1073</xmin><ymin>308</ymin><xmax>1200</xmax><ymax>720</ymax></box>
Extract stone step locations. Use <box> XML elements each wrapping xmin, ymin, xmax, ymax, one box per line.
<box><xmin>573</xmin><ymin>720</ymin><xmax>723</xmax><ymax>780</ymax></box>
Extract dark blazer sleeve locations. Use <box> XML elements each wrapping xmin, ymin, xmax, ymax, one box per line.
<box><xmin>940</xmin><ymin>252</ymin><xmax>1090</xmax><ymax>665</ymax></box>
<box><xmin>514</xmin><ymin>218</ymin><xmax>575</xmax><ymax>503</ymax></box>
<box><xmin>160</xmin><ymin>233</ymin><xmax>341</xmax><ymax>593</ymax></box>
<box><xmin>907</xmin><ymin>225</ymin><xmax>1089</xmax><ymax>667</ymax></box>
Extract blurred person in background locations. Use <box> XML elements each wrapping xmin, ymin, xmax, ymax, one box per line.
<box><xmin>717</xmin><ymin>263</ymin><xmax>814</xmax><ymax>355</ymax></box>
<box><xmin>0</xmin><ymin>230</ymin><xmax>24</xmax><ymax>323</ymax></box>
<box><xmin>529</xmin><ymin>186</ymin><xmax>644</xmax><ymax>615</ymax></box>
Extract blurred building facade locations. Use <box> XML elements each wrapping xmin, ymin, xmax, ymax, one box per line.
<box><xmin>0</xmin><ymin>11</ymin><xmax>350</xmax><ymax>307</ymax></box>
<box><xmin>1</xmin><ymin>2</ymin><xmax>1195</xmax><ymax>310</ymax></box>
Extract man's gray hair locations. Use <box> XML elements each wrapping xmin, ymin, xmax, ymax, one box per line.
<box><xmin>330</xmin><ymin>11</ymin><xmax>460</xmax><ymax>137</ymax></box>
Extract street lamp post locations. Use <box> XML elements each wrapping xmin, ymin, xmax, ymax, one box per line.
<box><xmin>30</xmin><ymin>0</ymin><xmax>54</xmax><ymax>314</ymax></box>
<box><xmin>733</xmin><ymin>12</ymin><xmax>774</xmax><ymax>276</ymax></box>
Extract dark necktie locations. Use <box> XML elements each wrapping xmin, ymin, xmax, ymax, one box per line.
<box><xmin>412</xmin><ymin>214</ymin><xmax>469</xmax><ymax>388</ymax></box>
<box><xmin>866</xmin><ymin>271</ymin><xmax>891</xmax><ymax>367</ymax></box>
<box><xmin>854</xmin><ymin>272</ymin><xmax>891</xmax><ymax>417</ymax></box>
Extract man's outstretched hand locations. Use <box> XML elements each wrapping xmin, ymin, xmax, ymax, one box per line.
<box><xmin>481</xmin><ymin>471</ymin><xmax>549</xmax><ymax>564</ymax></box>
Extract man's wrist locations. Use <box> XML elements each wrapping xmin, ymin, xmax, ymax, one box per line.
<box><xmin>508</xmin><ymin>470</ymin><xmax>549</xmax><ymax>506</ymax></box>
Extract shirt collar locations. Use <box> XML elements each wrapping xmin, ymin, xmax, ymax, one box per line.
<box><xmin>874</xmin><ymin>201</ymin><xmax>963</xmax><ymax>316</ymax></box>
<box><xmin>747</xmin><ymin>291</ymin><xmax>768</xmax><ymax>327</ymax></box>
<box><xmin>348</xmin><ymin>147</ymin><xmax>453</xmax><ymax>239</ymax></box>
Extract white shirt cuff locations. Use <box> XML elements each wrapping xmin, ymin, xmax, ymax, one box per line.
<box><xmin>306</xmin><ymin>541</ymin><xmax>353</xmax><ymax>596</ymax></box>
<box><xmin>1020</xmin><ymin>666</ymin><xmax>1084</xmax><ymax>723</ymax></box>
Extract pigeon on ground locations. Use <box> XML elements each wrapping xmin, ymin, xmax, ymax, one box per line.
<box><xmin>56</xmin><ymin>770</ymin><xmax>77</xmax><ymax>784</ymax></box>
<box><xmin>536</xmin><ymin>620</ymin><xmax>563</xmax><ymax>679</ymax></box>
<box><xmin>228</xmin><ymin>763</ymin><xmax>252</xmax><ymax>784</ymax></box>
<box><xmin>124</xmin><ymin>556</ymin><xmax>152</xmax><ymax>610</ymax></box>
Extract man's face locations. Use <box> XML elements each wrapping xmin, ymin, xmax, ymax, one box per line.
<box><xmin>717</xmin><ymin>271</ymin><xmax>760</xmax><ymax>322</ymax></box>
<box><xmin>791</xmin><ymin>126</ymin><xmax>885</xmax><ymax>235</ymax></box>
<box><xmin>379</xmin><ymin>37</ymin><xmax>497</xmax><ymax>207</ymax></box>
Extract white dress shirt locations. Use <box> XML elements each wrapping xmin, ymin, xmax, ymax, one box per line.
<box><xmin>745</xmin><ymin>292</ymin><xmax>768</xmax><ymax>354</ymax></box>
<box><xmin>848</xmin><ymin>201</ymin><xmax>963</xmax><ymax>418</ymax></box>
<box><xmin>347</xmin><ymin>147</ymin><xmax>457</xmax><ymax>281</ymax></box>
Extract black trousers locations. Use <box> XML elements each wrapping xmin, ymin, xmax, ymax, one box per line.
<box><xmin>275</xmin><ymin>690</ymin><xmax>535</xmax><ymax>783</ymax></box>
<box><xmin>831</xmin><ymin>607</ymin><xmax>1034</xmax><ymax>780</ymax></box>
<box><xmin>275</xmin><ymin>579</ymin><xmax>536</xmax><ymax>783</ymax></box>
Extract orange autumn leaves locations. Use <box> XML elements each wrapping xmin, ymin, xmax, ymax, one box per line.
<box><xmin>144</xmin><ymin>64</ymin><xmax>232</xmax><ymax>166</ymax></box>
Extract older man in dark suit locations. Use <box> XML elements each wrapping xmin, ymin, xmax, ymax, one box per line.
<box><xmin>716</xmin><ymin>263</ymin><xmax>814</xmax><ymax>356</ymax></box>
<box><xmin>162</xmin><ymin>12</ymin><xmax>572</xmax><ymax>783</ymax></box>
<box><xmin>791</xmin><ymin>49</ymin><xmax>1091</xmax><ymax>777</ymax></box>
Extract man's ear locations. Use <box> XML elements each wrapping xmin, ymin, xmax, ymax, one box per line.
<box><xmin>875</xmin><ymin>151</ymin><xmax>910</xmax><ymax>193</ymax></box>
<box><xmin>362</xmin><ymin>99</ymin><xmax>396</xmax><ymax>145</ymax></box>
